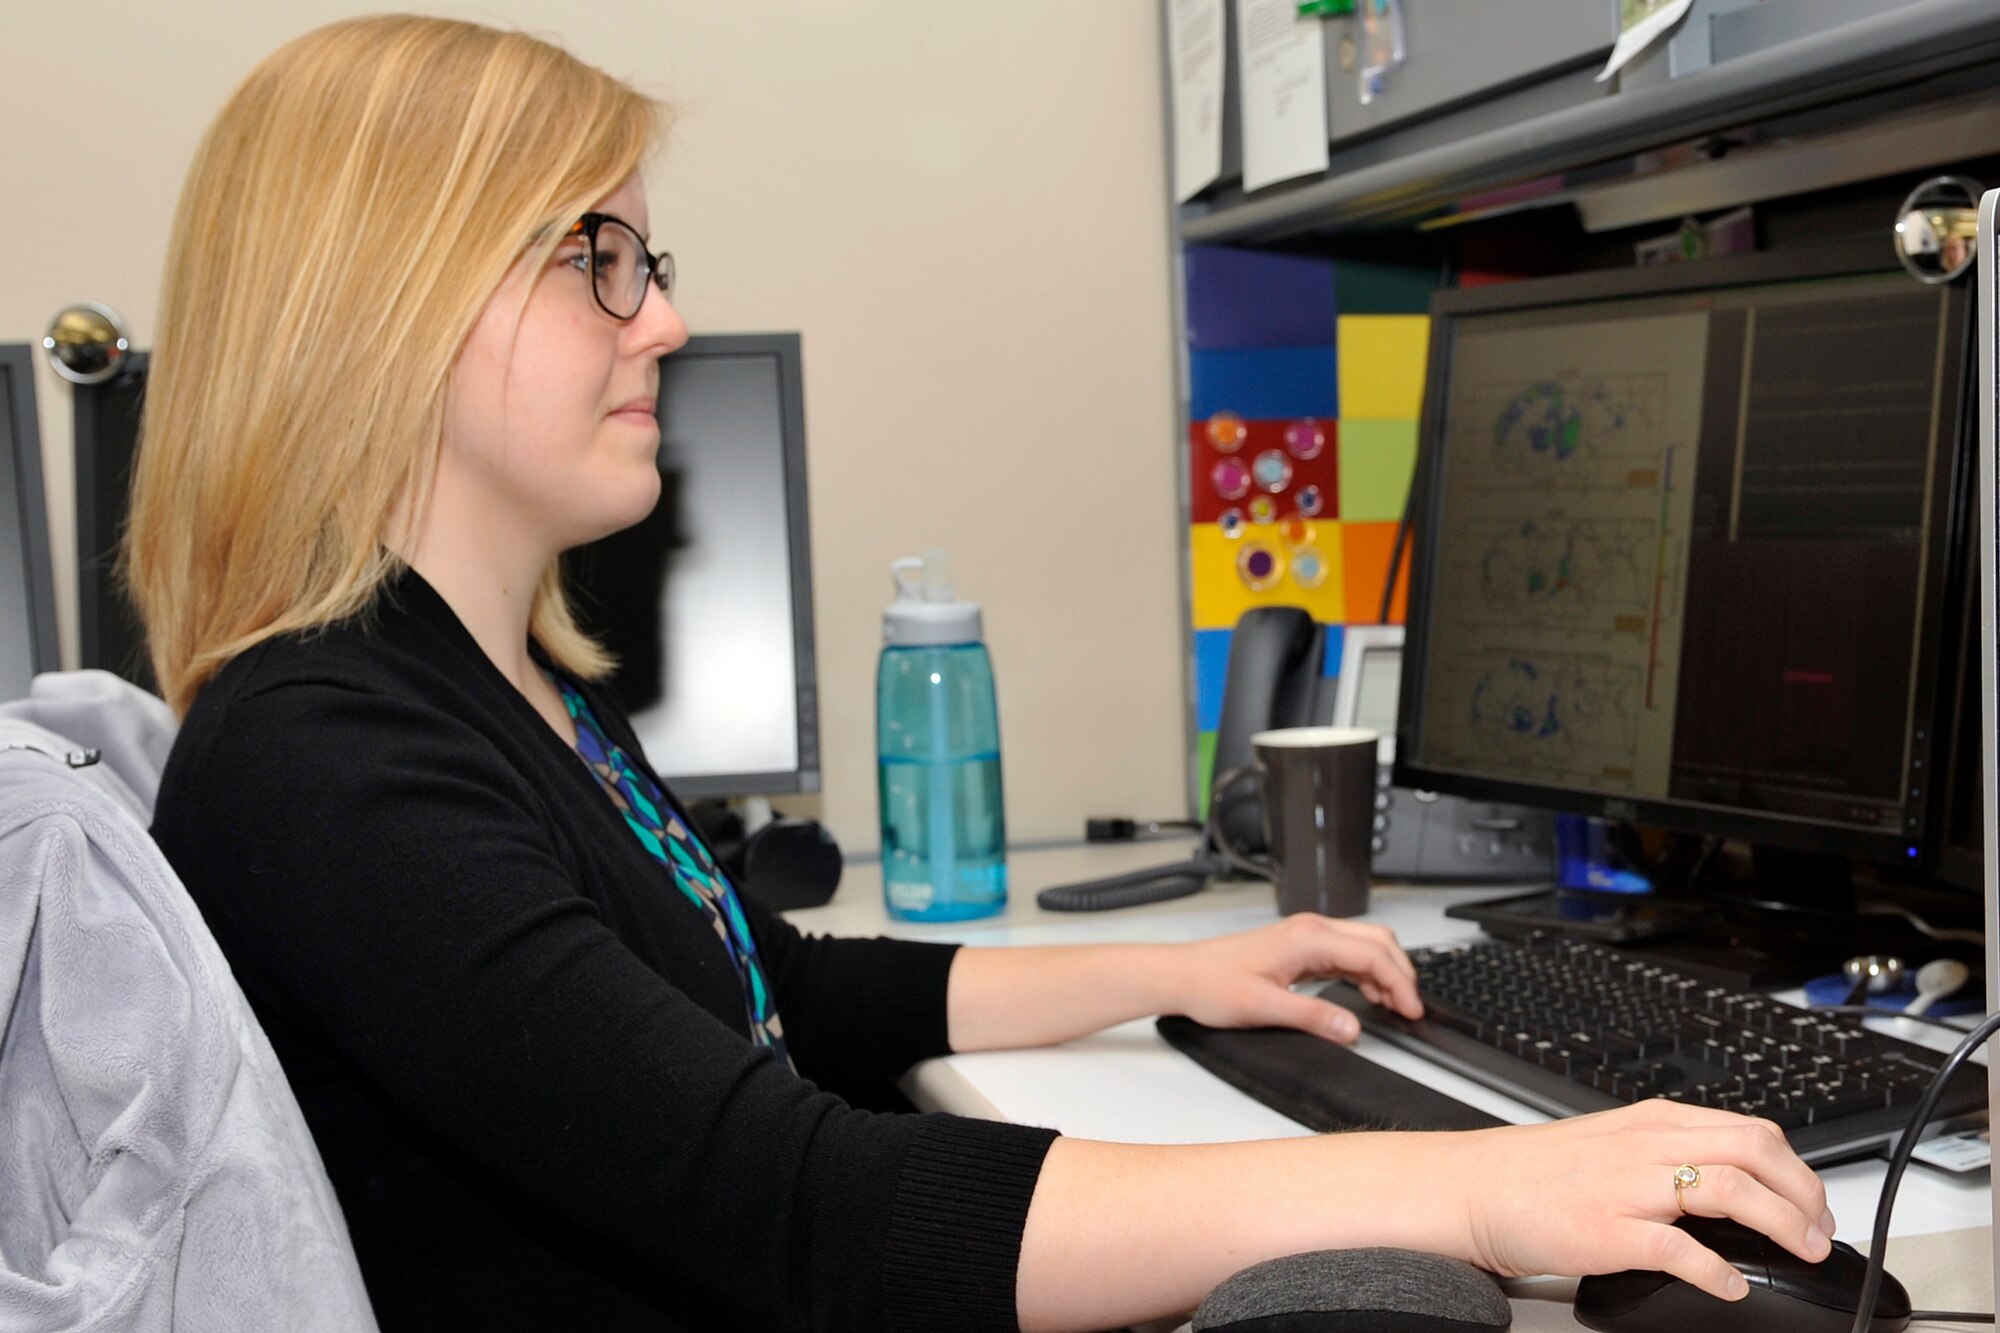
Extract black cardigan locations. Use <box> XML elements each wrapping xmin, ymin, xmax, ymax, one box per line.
<box><xmin>150</xmin><ymin>570</ymin><xmax>1059</xmax><ymax>1332</ymax></box>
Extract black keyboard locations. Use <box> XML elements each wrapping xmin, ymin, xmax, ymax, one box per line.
<box><xmin>1317</xmin><ymin>934</ymin><xmax>1988</xmax><ymax>1164</ymax></box>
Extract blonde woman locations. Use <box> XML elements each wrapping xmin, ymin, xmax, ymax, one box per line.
<box><xmin>132</xmin><ymin>17</ymin><xmax>1834</xmax><ymax>1333</ymax></box>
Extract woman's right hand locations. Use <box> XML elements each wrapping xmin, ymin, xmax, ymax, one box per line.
<box><xmin>1439</xmin><ymin>1098</ymin><xmax>1835</xmax><ymax>1300</ymax></box>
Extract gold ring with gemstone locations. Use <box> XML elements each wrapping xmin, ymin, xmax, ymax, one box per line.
<box><xmin>1673</xmin><ymin>1164</ymin><xmax>1701</xmax><ymax>1214</ymax></box>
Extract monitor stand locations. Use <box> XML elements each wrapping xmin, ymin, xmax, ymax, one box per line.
<box><xmin>1615</xmin><ymin>843</ymin><xmax>1978</xmax><ymax>991</ymax></box>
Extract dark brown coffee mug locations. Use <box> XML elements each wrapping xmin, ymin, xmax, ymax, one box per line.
<box><xmin>1206</xmin><ymin>726</ymin><xmax>1378</xmax><ymax>918</ymax></box>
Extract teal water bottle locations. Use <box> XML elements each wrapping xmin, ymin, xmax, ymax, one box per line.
<box><xmin>877</xmin><ymin>551</ymin><xmax>1007</xmax><ymax>922</ymax></box>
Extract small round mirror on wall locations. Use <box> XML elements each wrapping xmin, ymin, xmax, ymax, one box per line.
<box><xmin>1894</xmin><ymin>175</ymin><xmax>1982</xmax><ymax>285</ymax></box>
<box><xmin>42</xmin><ymin>302</ymin><xmax>133</xmax><ymax>385</ymax></box>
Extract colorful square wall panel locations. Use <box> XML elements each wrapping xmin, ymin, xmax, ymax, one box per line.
<box><xmin>1337</xmin><ymin>418</ymin><xmax>1418</xmax><ymax>522</ymax></box>
<box><xmin>1190</xmin><ymin>346</ymin><xmax>1340</xmax><ymax>422</ymax></box>
<box><xmin>1188</xmin><ymin>416</ymin><xmax>1338</xmax><ymax>525</ymax></box>
<box><xmin>1336</xmin><ymin>315</ymin><xmax>1429</xmax><ymax>420</ymax></box>
<box><xmin>1190</xmin><ymin>519</ymin><xmax>1346</xmax><ymax>630</ymax></box>
<box><xmin>1340</xmin><ymin>521</ymin><xmax>1407</xmax><ymax>625</ymax></box>
<box><xmin>1333</xmin><ymin>259</ymin><xmax>1437</xmax><ymax>315</ymax></box>
<box><xmin>1193</xmin><ymin>628</ymin><xmax>1232</xmax><ymax>731</ymax></box>
<box><xmin>1186</xmin><ymin>246</ymin><xmax>1338</xmax><ymax>349</ymax></box>
<box><xmin>1321</xmin><ymin>623</ymin><xmax>1345</xmax><ymax>678</ymax></box>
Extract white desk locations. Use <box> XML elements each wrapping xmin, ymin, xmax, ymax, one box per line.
<box><xmin>789</xmin><ymin>840</ymin><xmax>1995</xmax><ymax>1329</ymax></box>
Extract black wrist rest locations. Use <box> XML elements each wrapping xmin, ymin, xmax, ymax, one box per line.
<box><xmin>1156</xmin><ymin>1015</ymin><xmax>1507</xmax><ymax>1134</ymax></box>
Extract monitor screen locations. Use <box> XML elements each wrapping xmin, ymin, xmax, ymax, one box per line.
<box><xmin>1</xmin><ymin>347</ymin><xmax>57</xmax><ymax>701</ymax></box>
<box><xmin>568</xmin><ymin>333</ymin><xmax>820</xmax><ymax>798</ymax></box>
<box><xmin>1398</xmin><ymin>248</ymin><xmax>1965</xmax><ymax>862</ymax></box>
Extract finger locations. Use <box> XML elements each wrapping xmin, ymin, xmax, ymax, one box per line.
<box><xmin>1282</xmin><ymin>920</ymin><xmax>1422</xmax><ymax>1018</ymax></box>
<box><xmin>1672</xmin><ymin>1162</ymin><xmax>1830</xmax><ymax>1266</ymax></box>
<box><xmin>1631</xmin><ymin>1222</ymin><xmax>1749</xmax><ymax>1303</ymax></box>
<box><xmin>1338</xmin><ymin>919</ymin><xmax>1418</xmax><ymax>983</ymax></box>
<box><xmin>1333</xmin><ymin>936</ymin><xmax>1422</xmax><ymax>1017</ymax></box>
<box><xmin>1682</xmin><ymin>1119</ymin><xmax>1830</xmax><ymax>1239</ymax></box>
<box><xmin>1268</xmin><ymin>990</ymin><xmax>1359</xmax><ymax>1043</ymax></box>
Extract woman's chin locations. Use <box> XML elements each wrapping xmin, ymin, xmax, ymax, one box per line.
<box><xmin>604</xmin><ymin>475</ymin><xmax>664</xmax><ymax>535</ymax></box>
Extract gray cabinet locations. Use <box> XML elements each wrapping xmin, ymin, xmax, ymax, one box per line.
<box><xmin>1320</xmin><ymin>0</ymin><xmax>1616</xmax><ymax>145</ymax></box>
<box><xmin>1178</xmin><ymin>0</ymin><xmax>2000</xmax><ymax>244</ymax></box>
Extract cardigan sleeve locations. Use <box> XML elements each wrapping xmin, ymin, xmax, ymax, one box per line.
<box><xmin>157</xmin><ymin>679</ymin><xmax>1056</xmax><ymax>1333</ymax></box>
<box><xmin>738</xmin><ymin>891</ymin><xmax>967</xmax><ymax>1092</ymax></box>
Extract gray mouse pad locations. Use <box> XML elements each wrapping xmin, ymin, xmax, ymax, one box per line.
<box><xmin>1156</xmin><ymin>1016</ymin><xmax>1506</xmax><ymax>1134</ymax></box>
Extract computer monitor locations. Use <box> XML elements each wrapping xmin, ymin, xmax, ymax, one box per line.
<box><xmin>74</xmin><ymin>335</ymin><xmax>821</xmax><ymax>799</ymax></box>
<box><xmin>1397</xmin><ymin>242</ymin><xmax>1969</xmax><ymax>869</ymax></box>
<box><xmin>567</xmin><ymin>332</ymin><xmax>821</xmax><ymax>798</ymax></box>
<box><xmin>73</xmin><ymin>355</ymin><xmax>153</xmax><ymax>689</ymax></box>
<box><xmin>1</xmin><ymin>345</ymin><xmax>59</xmax><ymax>700</ymax></box>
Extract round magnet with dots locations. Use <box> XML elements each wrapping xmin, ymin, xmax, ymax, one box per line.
<box><xmin>1210</xmin><ymin>456</ymin><xmax>1251</xmax><ymax>500</ymax></box>
<box><xmin>1284</xmin><ymin>419</ymin><xmax>1326</xmax><ymax>460</ymax></box>
<box><xmin>1296</xmin><ymin>484</ymin><xmax>1324</xmax><ymax>517</ymax></box>
<box><xmin>1281</xmin><ymin>516</ymin><xmax>1314</xmax><ymax>549</ymax></box>
<box><xmin>1218</xmin><ymin>508</ymin><xmax>1245</xmax><ymax>538</ymax></box>
<box><xmin>1248</xmin><ymin>495</ymin><xmax>1277</xmax><ymax>525</ymax></box>
<box><xmin>1237</xmin><ymin>543</ymin><xmax>1283</xmax><ymax>591</ymax></box>
<box><xmin>1206</xmin><ymin>411</ymin><xmax>1248</xmax><ymax>454</ymax></box>
<box><xmin>1291</xmin><ymin>548</ymin><xmax>1328</xmax><ymax>589</ymax></box>
<box><xmin>1252</xmin><ymin>449</ymin><xmax>1294</xmax><ymax>493</ymax></box>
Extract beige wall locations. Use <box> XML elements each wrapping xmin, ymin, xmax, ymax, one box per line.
<box><xmin>0</xmin><ymin>2</ymin><xmax>1189</xmax><ymax>856</ymax></box>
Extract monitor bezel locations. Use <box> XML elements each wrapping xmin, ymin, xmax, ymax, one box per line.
<box><xmin>73</xmin><ymin>351</ymin><xmax>154</xmax><ymax>687</ymax></box>
<box><xmin>1392</xmin><ymin>241</ymin><xmax>1968</xmax><ymax>865</ymax></box>
<box><xmin>643</xmin><ymin>332</ymin><xmax>821</xmax><ymax>799</ymax></box>
<box><xmin>2</xmin><ymin>344</ymin><xmax>60</xmax><ymax>686</ymax></box>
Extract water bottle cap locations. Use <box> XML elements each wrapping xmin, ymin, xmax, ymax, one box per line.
<box><xmin>884</xmin><ymin>551</ymin><xmax>983</xmax><ymax>646</ymax></box>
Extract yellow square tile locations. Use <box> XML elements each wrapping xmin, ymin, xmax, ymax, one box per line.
<box><xmin>1338</xmin><ymin>314</ymin><xmax>1430</xmax><ymax>420</ymax></box>
<box><xmin>1190</xmin><ymin>521</ymin><xmax>1345</xmax><ymax>630</ymax></box>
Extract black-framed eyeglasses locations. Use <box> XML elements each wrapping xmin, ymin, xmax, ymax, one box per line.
<box><xmin>566</xmin><ymin>212</ymin><xmax>675</xmax><ymax>321</ymax></box>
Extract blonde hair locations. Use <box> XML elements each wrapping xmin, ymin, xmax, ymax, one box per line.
<box><xmin>126</xmin><ymin>15</ymin><xmax>666</xmax><ymax>714</ymax></box>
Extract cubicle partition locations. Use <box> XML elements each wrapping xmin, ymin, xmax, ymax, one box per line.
<box><xmin>1180</xmin><ymin>246</ymin><xmax>1435</xmax><ymax>808</ymax></box>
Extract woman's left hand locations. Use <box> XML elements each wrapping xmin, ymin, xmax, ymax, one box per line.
<box><xmin>1160</xmin><ymin>914</ymin><xmax>1424</xmax><ymax>1043</ymax></box>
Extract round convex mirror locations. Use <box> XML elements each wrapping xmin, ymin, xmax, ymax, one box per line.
<box><xmin>1894</xmin><ymin>175</ymin><xmax>1982</xmax><ymax>285</ymax></box>
<box><xmin>42</xmin><ymin>302</ymin><xmax>133</xmax><ymax>385</ymax></box>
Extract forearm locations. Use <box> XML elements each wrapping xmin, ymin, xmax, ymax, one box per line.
<box><xmin>1014</xmin><ymin>1133</ymin><xmax>1472</xmax><ymax>1333</ymax></box>
<box><xmin>946</xmin><ymin>942</ymin><xmax>1184</xmax><ymax>1051</ymax></box>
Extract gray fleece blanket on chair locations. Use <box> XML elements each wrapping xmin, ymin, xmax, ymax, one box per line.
<box><xmin>0</xmin><ymin>670</ymin><xmax>376</xmax><ymax>1331</ymax></box>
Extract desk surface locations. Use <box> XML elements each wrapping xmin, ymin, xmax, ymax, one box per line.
<box><xmin>788</xmin><ymin>840</ymin><xmax>1996</xmax><ymax>1329</ymax></box>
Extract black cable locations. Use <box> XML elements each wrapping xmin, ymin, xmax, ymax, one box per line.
<box><xmin>1908</xmin><ymin>1312</ymin><xmax>1994</xmax><ymax>1324</ymax></box>
<box><xmin>1377</xmin><ymin>486</ymin><xmax>1413</xmax><ymax>624</ymax></box>
<box><xmin>1814</xmin><ymin>1006</ymin><xmax>1982</xmax><ymax>1036</ymax></box>
<box><xmin>1084</xmin><ymin>816</ymin><xmax>1203</xmax><ymax>843</ymax></box>
<box><xmin>1849</xmin><ymin>1008</ymin><xmax>2000</xmax><ymax>1333</ymax></box>
<box><xmin>1036</xmin><ymin>852</ymin><xmax>1241</xmax><ymax>912</ymax></box>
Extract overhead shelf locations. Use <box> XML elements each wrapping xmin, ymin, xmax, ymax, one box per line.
<box><xmin>1180</xmin><ymin>0</ymin><xmax>2000</xmax><ymax>245</ymax></box>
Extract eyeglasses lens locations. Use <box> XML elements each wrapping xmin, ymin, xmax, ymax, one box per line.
<box><xmin>593</xmin><ymin>220</ymin><xmax>646</xmax><ymax>320</ymax></box>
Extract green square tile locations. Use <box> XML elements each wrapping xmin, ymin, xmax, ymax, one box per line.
<box><xmin>1196</xmin><ymin>730</ymin><xmax>1218</xmax><ymax>819</ymax></box>
<box><xmin>1334</xmin><ymin>258</ymin><xmax>1438</xmax><ymax>315</ymax></box>
<box><xmin>1338</xmin><ymin>419</ymin><xmax>1418</xmax><ymax>522</ymax></box>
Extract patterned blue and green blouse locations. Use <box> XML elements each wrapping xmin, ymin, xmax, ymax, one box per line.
<box><xmin>550</xmin><ymin>671</ymin><xmax>794</xmax><ymax>1071</ymax></box>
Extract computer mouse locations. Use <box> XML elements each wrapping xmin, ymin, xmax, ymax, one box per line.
<box><xmin>1574</xmin><ymin>1216</ymin><xmax>1911</xmax><ymax>1333</ymax></box>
